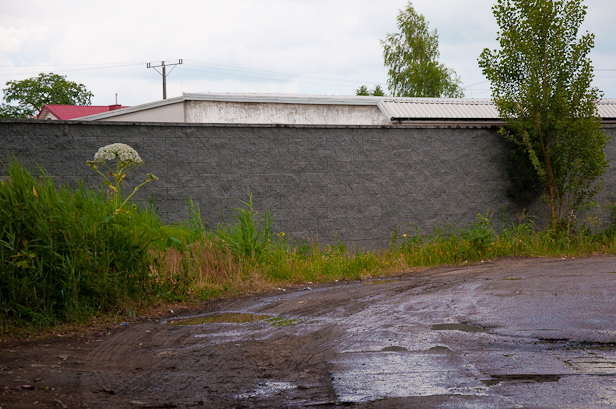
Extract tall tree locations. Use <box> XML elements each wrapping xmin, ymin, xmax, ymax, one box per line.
<box><xmin>381</xmin><ymin>2</ymin><xmax>463</xmax><ymax>98</ymax></box>
<box><xmin>0</xmin><ymin>73</ymin><xmax>93</xmax><ymax>118</ymax></box>
<box><xmin>478</xmin><ymin>0</ymin><xmax>608</xmax><ymax>226</ymax></box>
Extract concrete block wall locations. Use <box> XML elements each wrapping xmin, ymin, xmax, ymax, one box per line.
<box><xmin>1</xmin><ymin>119</ymin><xmax>615</xmax><ymax>247</ymax></box>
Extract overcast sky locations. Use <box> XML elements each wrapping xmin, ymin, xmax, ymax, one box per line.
<box><xmin>1</xmin><ymin>0</ymin><xmax>615</xmax><ymax>106</ymax></box>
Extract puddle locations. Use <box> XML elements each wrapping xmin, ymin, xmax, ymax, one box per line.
<box><xmin>539</xmin><ymin>337</ymin><xmax>570</xmax><ymax>343</ymax></box>
<box><xmin>236</xmin><ymin>381</ymin><xmax>296</xmax><ymax>399</ymax></box>
<box><xmin>431</xmin><ymin>323</ymin><xmax>485</xmax><ymax>333</ymax></box>
<box><xmin>381</xmin><ymin>346</ymin><xmax>408</xmax><ymax>352</ymax></box>
<box><xmin>567</xmin><ymin>341</ymin><xmax>616</xmax><ymax>351</ymax></box>
<box><xmin>538</xmin><ymin>338</ymin><xmax>616</xmax><ymax>351</ymax></box>
<box><xmin>331</xmin><ymin>353</ymin><xmax>485</xmax><ymax>403</ymax></box>
<box><xmin>267</xmin><ymin>317</ymin><xmax>300</xmax><ymax>327</ymax></box>
<box><xmin>170</xmin><ymin>313</ymin><xmax>270</xmax><ymax>326</ymax></box>
<box><xmin>563</xmin><ymin>357</ymin><xmax>616</xmax><ymax>374</ymax></box>
<box><xmin>429</xmin><ymin>345</ymin><xmax>453</xmax><ymax>352</ymax></box>
<box><xmin>482</xmin><ymin>374</ymin><xmax>561</xmax><ymax>386</ymax></box>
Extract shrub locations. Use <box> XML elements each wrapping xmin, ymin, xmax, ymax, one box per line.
<box><xmin>0</xmin><ymin>158</ymin><xmax>176</xmax><ymax>327</ymax></box>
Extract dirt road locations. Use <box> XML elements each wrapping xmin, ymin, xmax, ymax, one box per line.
<box><xmin>2</xmin><ymin>256</ymin><xmax>616</xmax><ymax>408</ymax></box>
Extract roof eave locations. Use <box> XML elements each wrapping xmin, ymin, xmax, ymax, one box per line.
<box><xmin>77</xmin><ymin>96</ymin><xmax>185</xmax><ymax>121</ymax></box>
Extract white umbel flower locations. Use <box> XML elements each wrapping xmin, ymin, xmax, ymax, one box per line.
<box><xmin>94</xmin><ymin>143</ymin><xmax>143</xmax><ymax>166</ymax></box>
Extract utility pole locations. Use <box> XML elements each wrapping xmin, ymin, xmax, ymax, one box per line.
<box><xmin>146</xmin><ymin>59</ymin><xmax>183</xmax><ymax>99</ymax></box>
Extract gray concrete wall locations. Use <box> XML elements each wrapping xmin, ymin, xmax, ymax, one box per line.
<box><xmin>1</xmin><ymin>119</ymin><xmax>614</xmax><ymax>247</ymax></box>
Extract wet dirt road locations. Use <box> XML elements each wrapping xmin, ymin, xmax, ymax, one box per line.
<box><xmin>2</xmin><ymin>256</ymin><xmax>616</xmax><ymax>408</ymax></box>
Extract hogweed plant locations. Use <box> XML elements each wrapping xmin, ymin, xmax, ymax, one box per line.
<box><xmin>86</xmin><ymin>143</ymin><xmax>158</xmax><ymax>211</ymax></box>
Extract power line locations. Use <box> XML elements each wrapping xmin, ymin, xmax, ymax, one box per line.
<box><xmin>0</xmin><ymin>63</ymin><xmax>144</xmax><ymax>77</ymax></box>
<box><xmin>179</xmin><ymin>65</ymin><xmax>373</xmax><ymax>89</ymax></box>
<box><xmin>0</xmin><ymin>61</ymin><xmax>146</xmax><ymax>68</ymax></box>
<box><xmin>184</xmin><ymin>59</ymin><xmax>381</xmax><ymax>86</ymax></box>
<box><xmin>462</xmin><ymin>80</ymin><xmax>489</xmax><ymax>89</ymax></box>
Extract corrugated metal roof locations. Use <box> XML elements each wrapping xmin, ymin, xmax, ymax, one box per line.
<box><xmin>597</xmin><ymin>100</ymin><xmax>616</xmax><ymax>119</ymax></box>
<box><xmin>378</xmin><ymin>98</ymin><xmax>498</xmax><ymax>120</ymax></box>
<box><xmin>378</xmin><ymin>97</ymin><xmax>616</xmax><ymax>121</ymax></box>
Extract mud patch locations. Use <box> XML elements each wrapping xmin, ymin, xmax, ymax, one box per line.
<box><xmin>168</xmin><ymin>313</ymin><xmax>302</xmax><ymax>328</ymax></box>
<box><xmin>482</xmin><ymin>374</ymin><xmax>561</xmax><ymax>386</ymax></box>
<box><xmin>169</xmin><ymin>313</ymin><xmax>270</xmax><ymax>325</ymax></box>
<box><xmin>362</xmin><ymin>279</ymin><xmax>402</xmax><ymax>285</ymax></box>
<box><xmin>431</xmin><ymin>323</ymin><xmax>485</xmax><ymax>333</ymax></box>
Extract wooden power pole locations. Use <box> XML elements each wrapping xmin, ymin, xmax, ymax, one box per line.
<box><xmin>146</xmin><ymin>60</ymin><xmax>183</xmax><ymax>99</ymax></box>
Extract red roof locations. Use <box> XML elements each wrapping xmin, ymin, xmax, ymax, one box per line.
<box><xmin>37</xmin><ymin>104</ymin><xmax>130</xmax><ymax>120</ymax></box>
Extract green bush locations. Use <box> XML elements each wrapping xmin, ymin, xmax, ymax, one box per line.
<box><xmin>0</xmin><ymin>158</ymin><xmax>178</xmax><ymax>327</ymax></box>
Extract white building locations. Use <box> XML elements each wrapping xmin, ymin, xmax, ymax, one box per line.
<box><xmin>77</xmin><ymin>93</ymin><xmax>616</xmax><ymax>126</ymax></box>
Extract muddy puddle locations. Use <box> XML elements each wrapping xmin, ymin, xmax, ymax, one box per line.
<box><xmin>482</xmin><ymin>374</ymin><xmax>561</xmax><ymax>386</ymax></box>
<box><xmin>431</xmin><ymin>323</ymin><xmax>486</xmax><ymax>333</ymax></box>
<box><xmin>539</xmin><ymin>338</ymin><xmax>616</xmax><ymax>351</ymax></box>
<box><xmin>381</xmin><ymin>346</ymin><xmax>408</xmax><ymax>352</ymax></box>
<box><xmin>168</xmin><ymin>313</ymin><xmax>300</xmax><ymax>327</ymax></box>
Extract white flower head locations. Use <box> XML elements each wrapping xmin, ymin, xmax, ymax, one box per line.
<box><xmin>94</xmin><ymin>143</ymin><xmax>143</xmax><ymax>166</ymax></box>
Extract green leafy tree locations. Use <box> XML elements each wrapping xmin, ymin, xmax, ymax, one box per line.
<box><xmin>478</xmin><ymin>0</ymin><xmax>609</xmax><ymax>226</ymax></box>
<box><xmin>356</xmin><ymin>85</ymin><xmax>386</xmax><ymax>96</ymax></box>
<box><xmin>381</xmin><ymin>2</ymin><xmax>464</xmax><ymax>98</ymax></box>
<box><xmin>0</xmin><ymin>73</ymin><xmax>93</xmax><ymax>118</ymax></box>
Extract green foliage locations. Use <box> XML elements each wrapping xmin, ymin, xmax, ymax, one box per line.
<box><xmin>381</xmin><ymin>1</ymin><xmax>464</xmax><ymax>98</ymax></box>
<box><xmin>0</xmin><ymin>158</ymin><xmax>181</xmax><ymax>328</ymax></box>
<box><xmin>356</xmin><ymin>85</ymin><xmax>386</xmax><ymax>96</ymax></box>
<box><xmin>395</xmin><ymin>211</ymin><xmax>615</xmax><ymax>267</ymax></box>
<box><xmin>215</xmin><ymin>195</ymin><xmax>276</xmax><ymax>261</ymax></box>
<box><xmin>0</xmin><ymin>73</ymin><xmax>93</xmax><ymax>118</ymax></box>
<box><xmin>478</xmin><ymin>0</ymin><xmax>609</xmax><ymax>225</ymax></box>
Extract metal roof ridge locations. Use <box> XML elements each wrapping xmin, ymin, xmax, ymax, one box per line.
<box><xmin>182</xmin><ymin>92</ymin><xmax>382</xmax><ymax>106</ymax></box>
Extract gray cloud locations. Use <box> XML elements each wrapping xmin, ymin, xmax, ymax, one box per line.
<box><xmin>1</xmin><ymin>0</ymin><xmax>614</xmax><ymax>105</ymax></box>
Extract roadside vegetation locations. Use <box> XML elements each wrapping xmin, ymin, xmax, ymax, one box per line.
<box><xmin>2</xmin><ymin>154</ymin><xmax>616</xmax><ymax>337</ymax></box>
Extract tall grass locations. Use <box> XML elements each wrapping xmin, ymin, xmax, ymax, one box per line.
<box><xmin>154</xmin><ymin>204</ymin><xmax>616</xmax><ymax>302</ymax></box>
<box><xmin>0</xmin><ymin>158</ymin><xmax>185</xmax><ymax>329</ymax></box>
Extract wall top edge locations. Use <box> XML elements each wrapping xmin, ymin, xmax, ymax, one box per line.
<box><xmin>0</xmin><ymin>118</ymin><xmax>505</xmax><ymax>129</ymax></box>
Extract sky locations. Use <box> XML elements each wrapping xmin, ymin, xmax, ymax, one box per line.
<box><xmin>1</xmin><ymin>0</ymin><xmax>616</xmax><ymax>107</ymax></box>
